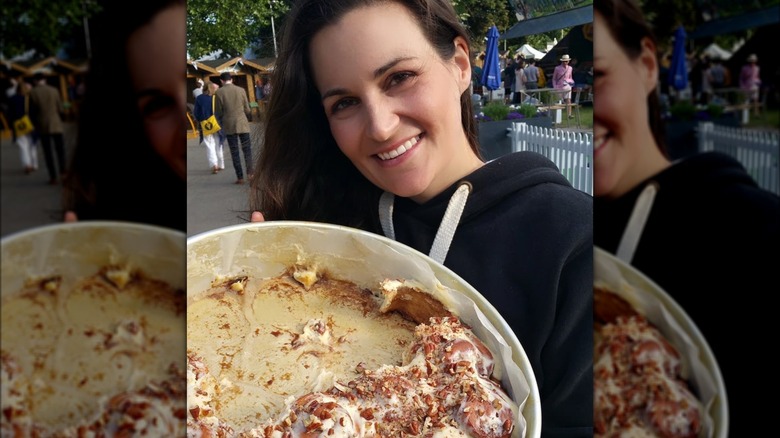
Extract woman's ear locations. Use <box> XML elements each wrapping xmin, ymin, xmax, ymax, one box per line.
<box><xmin>452</xmin><ymin>36</ymin><xmax>472</xmax><ymax>94</ymax></box>
<box><xmin>639</xmin><ymin>36</ymin><xmax>659</xmax><ymax>96</ymax></box>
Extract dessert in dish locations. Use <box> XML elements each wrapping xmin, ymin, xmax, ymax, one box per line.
<box><xmin>593</xmin><ymin>287</ymin><xmax>703</xmax><ymax>438</ymax></box>
<box><xmin>187</xmin><ymin>265</ymin><xmax>518</xmax><ymax>438</ymax></box>
<box><xmin>0</xmin><ymin>265</ymin><xmax>187</xmax><ymax>436</ymax></box>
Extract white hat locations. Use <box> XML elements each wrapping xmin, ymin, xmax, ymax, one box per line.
<box><xmin>560</xmin><ymin>54</ymin><xmax>571</xmax><ymax>62</ymax></box>
<box><xmin>747</xmin><ymin>54</ymin><xmax>758</xmax><ymax>62</ymax></box>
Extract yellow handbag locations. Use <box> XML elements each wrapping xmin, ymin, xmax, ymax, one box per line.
<box><xmin>200</xmin><ymin>96</ymin><xmax>221</xmax><ymax>136</ymax></box>
<box><xmin>14</xmin><ymin>96</ymin><xmax>34</xmax><ymax>137</ymax></box>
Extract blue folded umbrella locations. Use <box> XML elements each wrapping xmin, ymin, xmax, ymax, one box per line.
<box><xmin>669</xmin><ymin>26</ymin><xmax>688</xmax><ymax>91</ymax></box>
<box><xmin>481</xmin><ymin>25</ymin><xmax>501</xmax><ymax>91</ymax></box>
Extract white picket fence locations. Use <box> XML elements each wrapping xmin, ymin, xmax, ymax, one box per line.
<box><xmin>697</xmin><ymin>122</ymin><xmax>780</xmax><ymax>195</ymax></box>
<box><xmin>510</xmin><ymin>122</ymin><xmax>593</xmax><ymax>195</ymax></box>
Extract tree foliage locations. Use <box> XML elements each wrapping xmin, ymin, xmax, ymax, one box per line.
<box><xmin>187</xmin><ymin>0</ymin><xmax>289</xmax><ymax>60</ymax></box>
<box><xmin>0</xmin><ymin>0</ymin><xmax>101</xmax><ymax>59</ymax></box>
<box><xmin>453</xmin><ymin>0</ymin><xmax>514</xmax><ymax>53</ymax></box>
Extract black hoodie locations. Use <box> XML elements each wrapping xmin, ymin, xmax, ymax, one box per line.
<box><xmin>386</xmin><ymin>151</ymin><xmax>594</xmax><ymax>438</ymax></box>
<box><xmin>594</xmin><ymin>151</ymin><xmax>780</xmax><ymax>435</ymax></box>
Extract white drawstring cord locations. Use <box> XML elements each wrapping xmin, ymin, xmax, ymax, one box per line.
<box><xmin>616</xmin><ymin>182</ymin><xmax>658</xmax><ymax>264</ymax></box>
<box><xmin>379</xmin><ymin>182</ymin><xmax>472</xmax><ymax>264</ymax></box>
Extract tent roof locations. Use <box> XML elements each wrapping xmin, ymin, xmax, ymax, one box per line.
<box><xmin>701</xmin><ymin>43</ymin><xmax>732</xmax><ymax>60</ymax></box>
<box><xmin>689</xmin><ymin>5</ymin><xmax>779</xmax><ymax>39</ymax></box>
<box><xmin>500</xmin><ymin>4</ymin><xmax>593</xmax><ymax>40</ymax></box>
<box><xmin>515</xmin><ymin>44</ymin><xmax>545</xmax><ymax>59</ymax></box>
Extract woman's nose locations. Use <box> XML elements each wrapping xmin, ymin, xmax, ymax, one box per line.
<box><xmin>364</xmin><ymin>97</ymin><xmax>399</xmax><ymax>142</ymax></box>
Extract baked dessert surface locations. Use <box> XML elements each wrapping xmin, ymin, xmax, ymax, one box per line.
<box><xmin>593</xmin><ymin>287</ymin><xmax>703</xmax><ymax>438</ymax></box>
<box><xmin>187</xmin><ymin>267</ymin><xmax>517</xmax><ymax>438</ymax></box>
<box><xmin>1</xmin><ymin>266</ymin><xmax>186</xmax><ymax>436</ymax></box>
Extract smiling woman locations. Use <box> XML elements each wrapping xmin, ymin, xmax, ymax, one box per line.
<box><xmin>248</xmin><ymin>0</ymin><xmax>594</xmax><ymax>436</ymax></box>
<box><xmin>592</xmin><ymin>0</ymin><xmax>780</xmax><ymax>434</ymax></box>
<box><xmin>62</xmin><ymin>0</ymin><xmax>187</xmax><ymax>232</ymax></box>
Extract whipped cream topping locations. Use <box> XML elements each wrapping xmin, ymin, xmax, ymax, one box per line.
<box><xmin>594</xmin><ymin>314</ymin><xmax>703</xmax><ymax>437</ymax></box>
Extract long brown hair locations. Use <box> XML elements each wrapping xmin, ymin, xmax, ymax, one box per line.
<box><xmin>63</xmin><ymin>0</ymin><xmax>186</xmax><ymax>231</ymax></box>
<box><xmin>250</xmin><ymin>0</ymin><xmax>480</xmax><ymax>232</ymax></box>
<box><xmin>595</xmin><ymin>0</ymin><xmax>668</xmax><ymax>157</ymax></box>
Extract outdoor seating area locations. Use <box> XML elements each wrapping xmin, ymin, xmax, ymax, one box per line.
<box><xmin>519</xmin><ymin>87</ymin><xmax>584</xmax><ymax>129</ymax></box>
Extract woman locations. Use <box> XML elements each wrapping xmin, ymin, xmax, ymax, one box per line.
<box><xmin>8</xmin><ymin>80</ymin><xmax>39</xmax><ymax>174</ymax></box>
<box><xmin>63</xmin><ymin>0</ymin><xmax>186</xmax><ymax>231</ymax></box>
<box><xmin>593</xmin><ymin>0</ymin><xmax>780</xmax><ymax>434</ymax></box>
<box><xmin>552</xmin><ymin>54</ymin><xmax>575</xmax><ymax>119</ymax></box>
<box><xmin>251</xmin><ymin>0</ymin><xmax>593</xmax><ymax>436</ymax></box>
<box><xmin>739</xmin><ymin>53</ymin><xmax>761</xmax><ymax>116</ymax></box>
<box><xmin>193</xmin><ymin>81</ymin><xmax>225</xmax><ymax>174</ymax></box>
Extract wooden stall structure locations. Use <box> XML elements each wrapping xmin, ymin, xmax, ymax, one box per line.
<box><xmin>187</xmin><ymin>57</ymin><xmax>272</xmax><ymax>118</ymax></box>
<box><xmin>1</xmin><ymin>56</ymin><xmax>88</xmax><ymax>138</ymax></box>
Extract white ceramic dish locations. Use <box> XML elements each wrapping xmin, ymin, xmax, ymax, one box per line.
<box><xmin>594</xmin><ymin>247</ymin><xmax>727</xmax><ymax>438</ymax></box>
<box><xmin>187</xmin><ymin>221</ymin><xmax>541</xmax><ymax>438</ymax></box>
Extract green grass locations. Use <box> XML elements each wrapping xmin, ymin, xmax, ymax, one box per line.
<box><xmin>577</xmin><ymin>105</ymin><xmax>593</xmax><ymax>130</ymax></box>
<box><xmin>564</xmin><ymin>105</ymin><xmax>776</xmax><ymax>132</ymax></box>
<box><xmin>746</xmin><ymin>108</ymin><xmax>779</xmax><ymax>131</ymax></box>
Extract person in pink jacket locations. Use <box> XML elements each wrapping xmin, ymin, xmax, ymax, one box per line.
<box><xmin>553</xmin><ymin>54</ymin><xmax>575</xmax><ymax>119</ymax></box>
<box><xmin>739</xmin><ymin>53</ymin><xmax>761</xmax><ymax>116</ymax></box>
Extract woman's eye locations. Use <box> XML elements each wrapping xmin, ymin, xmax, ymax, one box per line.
<box><xmin>331</xmin><ymin>97</ymin><xmax>358</xmax><ymax>114</ymax></box>
<box><xmin>139</xmin><ymin>95</ymin><xmax>177</xmax><ymax>120</ymax></box>
<box><xmin>388</xmin><ymin>71</ymin><xmax>414</xmax><ymax>87</ymax></box>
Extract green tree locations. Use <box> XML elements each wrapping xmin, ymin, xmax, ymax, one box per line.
<box><xmin>187</xmin><ymin>0</ymin><xmax>289</xmax><ymax>60</ymax></box>
<box><xmin>453</xmin><ymin>0</ymin><xmax>514</xmax><ymax>53</ymax></box>
<box><xmin>1</xmin><ymin>0</ymin><xmax>101</xmax><ymax>58</ymax></box>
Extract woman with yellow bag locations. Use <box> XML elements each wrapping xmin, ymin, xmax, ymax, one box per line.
<box><xmin>8</xmin><ymin>80</ymin><xmax>39</xmax><ymax>175</ymax></box>
<box><xmin>193</xmin><ymin>80</ymin><xmax>225</xmax><ymax>174</ymax></box>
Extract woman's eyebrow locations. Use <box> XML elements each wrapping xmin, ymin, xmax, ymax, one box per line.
<box><xmin>135</xmin><ymin>88</ymin><xmax>164</xmax><ymax>99</ymax></box>
<box><xmin>320</xmin><ymin>56</ymin><xmax>416</xmax><ymax>101</ymax></box>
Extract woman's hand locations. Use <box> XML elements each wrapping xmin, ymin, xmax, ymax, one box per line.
<box><xmin>250</xmin><ymin>211</ymin><xmax>265</xmax><ymax>222</ymax></box>
<box><xmin>64</xmin><ymin>211</ymin><xmax>78</xmax><ymax>223</ymax></box>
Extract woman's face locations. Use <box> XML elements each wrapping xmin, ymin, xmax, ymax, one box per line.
<box><xmin>126</xmin><ymin>4</ymin><xmax>187</xmax><ymax>180</ymax></box>
<box><xmin>592</xmin><ymin>11</ymin><xmax>659</xmax><ymax>197</ymax></box>
<box><xmin>310</xmin><ymin>3</ymin><xmax>481</xmax><ymax>203</ymax></box>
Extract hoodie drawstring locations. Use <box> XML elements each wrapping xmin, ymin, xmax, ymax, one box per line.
<box><xmin>379</xmin><ymin>182</ymin><xmax>471</xmax><ymax>264</ymax></box>
<box><xmin>616</xmin><ymin>182</ymin><xmax>658</xmax><ymax>264</ymax></box>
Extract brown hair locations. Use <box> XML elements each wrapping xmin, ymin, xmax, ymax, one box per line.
<box><xmin>595</xmin><ymin>0</ymin><xmax>668</xmax><ymax>157</ymax></box>
<box><xmin>250</xmin><ymin>0</ymin><xmax>480</xmax><ymax>232</ymax></box>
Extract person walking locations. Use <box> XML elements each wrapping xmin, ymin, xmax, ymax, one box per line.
<box><xmin>193</xmin><ymin>77</ymin><xmax>206</xmax><ymax>142</ymax></box>
<box><xmin>29</xmin><ymin>72</ymin><xmax>66</xmax><ymax>185</ymax></box>
<box><xmin>215</xmin><ymin>72</ymin><xmax>253</xmax><ymax>184</ymax></box>
<box><xmin>553</xmin><ymin>54</ymin><xmax>575</xmax><ymax>119</ymax></box>
<box><xmin>523</xmin><ymin>56</ymin><xmax>540</xmax><ymax>91</ymax></box>
<box><xmin>501</xmin><ymin>57</ymin><xmax>516</xmax><ymax>104</ymax></box>
<box><xmin>194</xmin><ymin>81</ymin><xmax>225</xmax><ymax>174</ymax></box>
<box><xmin>193</xmin><ymin>78</ymin><xmax>204</xmax><ymax>99</ymax></box>
<box><xmin>8</xmin><ymin>80</ymin><xmax>39</xmax><ymax>174</ymax></box>
<box><xmin>739</xmin><ymin>53</ymin><xmax>761</xmax><ymax>116</ymax></box>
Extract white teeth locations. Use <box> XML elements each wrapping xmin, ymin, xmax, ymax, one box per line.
<box><xmin>378</xmin><ymin>136</ymin><xmax>419</xmax><ymax>161</ymax></box>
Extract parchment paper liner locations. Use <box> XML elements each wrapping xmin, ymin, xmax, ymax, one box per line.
<box><xmin>594</xmin><ymin>247</ymin><xmax>727</xmax><ymax>438</ymax></box>
<box><xmin>2</xmin><ymin>221</ymin><xmax>185</xmax><ymax>295</ymax></box>
<box><xmin>187</xmin><ymin>221</ymin><xmax>540</xmax><ymax>438</ymax></box>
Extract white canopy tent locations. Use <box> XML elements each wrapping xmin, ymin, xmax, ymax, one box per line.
<box><xmin>515</xmin><ymin>43</ymin><xmax>545</xmax><ymax>60</ymax></box>
<box><xmin>702</xmin><ymin>43</ymin><xmax>732</xmax><ymax>60</ymax></box>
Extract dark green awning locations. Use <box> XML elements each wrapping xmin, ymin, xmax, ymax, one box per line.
<box><xmin>689</xmin><ymin>5</ymin><xmax>780</xmax><ymax>39</ymax></box>
<box><xmin>500</xmin><ymin>5</ymin><xmax>593</xmax><ymax>40</ymax></box>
